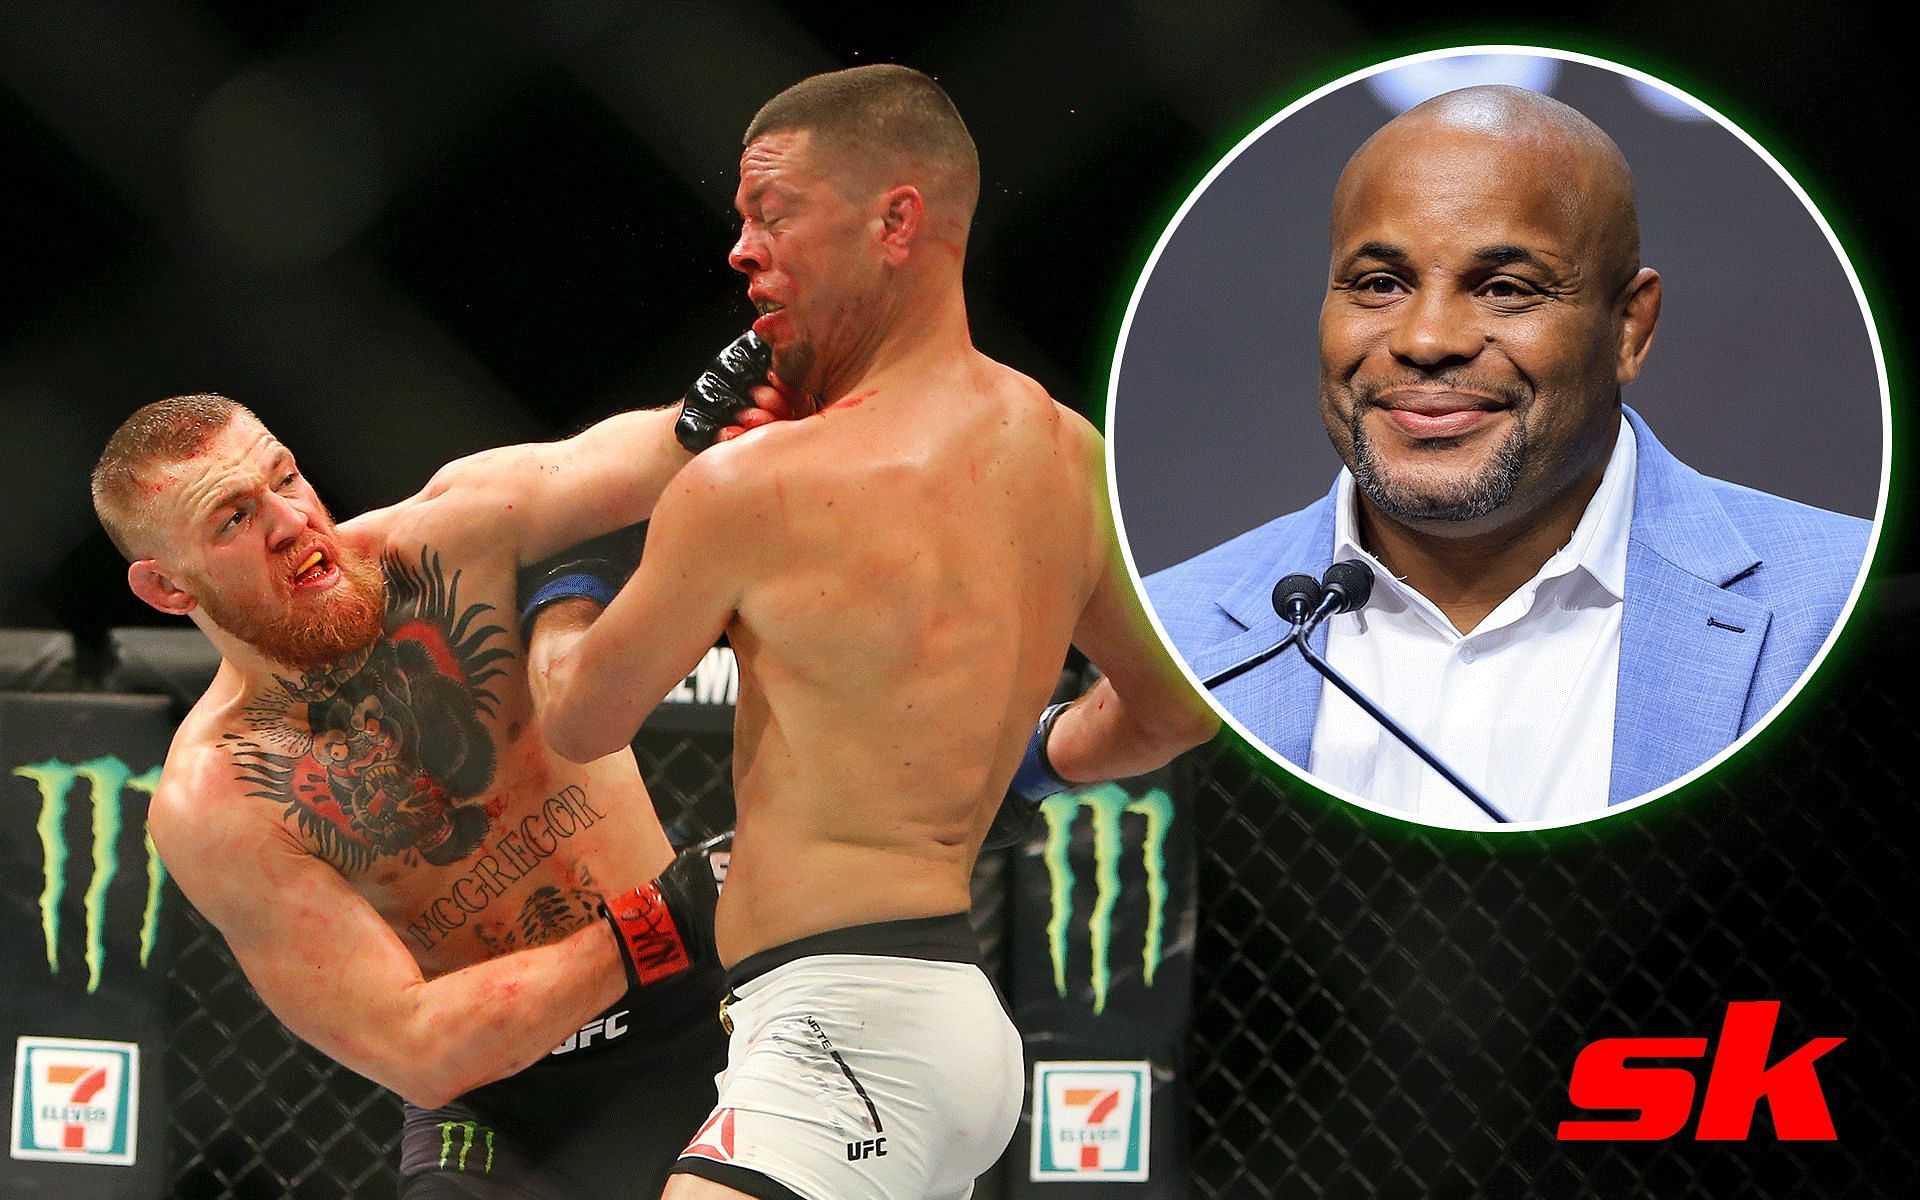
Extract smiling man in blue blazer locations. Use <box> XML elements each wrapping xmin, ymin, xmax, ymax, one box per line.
<box><xmin>1145</xmin><ymin>86</ymin><xmax>1871</xmax><ymax>826</ymax></box>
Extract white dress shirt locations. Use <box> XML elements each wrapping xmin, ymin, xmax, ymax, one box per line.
<box><xmin>1307</xmin><ymin>420</ymin><xmax>1638</xmax><ymax>826</ymax></box>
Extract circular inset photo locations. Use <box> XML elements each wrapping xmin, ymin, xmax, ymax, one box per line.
<box><xmin>1110</xmin><ymin>46</ymin><xmax>1887</xmax><ymax>831</ymax></box>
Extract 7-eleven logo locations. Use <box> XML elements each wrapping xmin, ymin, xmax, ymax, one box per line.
<box><xmin>10</xmin><ymin>1036</ymin><xmax>140</xmax><ymax>1166</ymax></box>
<box><xmin>45</xmin><ymin>1065</ymin><xmax>109</xmax><ymax>1150</ymax></box>
<box><xmin>1030</xmin><ymin>1060</ymin><xmax>1150</xmax><ymax>1182</ymax></box>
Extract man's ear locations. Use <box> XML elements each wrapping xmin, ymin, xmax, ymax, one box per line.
<box><xmin>129</xmin><ymin>560</ymin><xmax>198</xmax><ymax>616</ymax></box>
<box><xmin>1615</xmin><ymin>267</ymin><xmax>1662</xmax><ymax>385</ymax></box>
<box><xmin>875</xmin><ymin>185</ymin><xmax>924</xmax><ymax>264</ymax></box>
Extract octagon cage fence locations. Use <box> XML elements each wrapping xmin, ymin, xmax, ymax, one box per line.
<box><xmin>94</xmin><ymin>580</ymin><xmax>1920</xmax><ymax>1197</ymax></box>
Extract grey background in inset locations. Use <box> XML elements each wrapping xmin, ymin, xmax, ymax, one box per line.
<box><xmin>1111</xmin><ymin>55</ymin><xmax>1883</xmax><ymax>577</ymax></box>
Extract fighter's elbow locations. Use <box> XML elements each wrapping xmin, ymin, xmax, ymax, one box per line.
<box><xmin>1126</xmin><ymin>695</ymin><xmax>1218</xmax><ymax>767</ymax></box>
<box><xmin>542</xmin><ymin>702</ymin><xmax>603</xmax><ymax>764</ymax></box>
<box><xmin>535</xmin><ymin>659</ymin><xmax>599</xmax><ymax>763</ymax></box>
<box><xmin>380</xmin><ymin>1000</ymin><xmax>500</xmax><ymax>1109</ymax></box>
<box><xmin>391</xmin><ymin>1051</ymin><xmax>499</xmax><ymax>1109</ymax></box>
<box><xmin>394</xmin><ymin>1072</ymin><xmax>464</xmax><ymax>1112</ymax></box>
<box><xmin>545</xmin><ymin>723</ymin><xmax>610</xmax><ymax>765</ymax></box>
<box><xmin>541</xmin><ymin>697</ymin><xmax>615</xmax><ymax>764</ymax></box>
<box><xmin>343</xmin><ymin>1032</ymin><xmax>467</xmax><ymax>1110</ymax></box>
<box><xmin>1168</xmin><ymin>701</ymin><xmax>1221</xmax><ymax>751</ymax></box>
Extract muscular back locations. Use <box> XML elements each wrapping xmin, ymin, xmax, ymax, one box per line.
<box><xmin>715</xmin><ymin>354</ymin><xmax>1105</xmax><ymax>957</ymax></box>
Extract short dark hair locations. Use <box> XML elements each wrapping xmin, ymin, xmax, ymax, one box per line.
<box><xmin>92</xmin><ymin>393</ymin><xmax>254</xmax><ymax>558</ymax></box>
<box><xmin>746</xmin><ymin>64</ymin><xmax>979</xmax><ymax>219</ymax></box>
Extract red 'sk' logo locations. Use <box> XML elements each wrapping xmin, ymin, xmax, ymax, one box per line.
<box><xmin>1559</xmin><ymin>1002</ymin><xmax>1845</xmax><ymax>1141</ymax></box>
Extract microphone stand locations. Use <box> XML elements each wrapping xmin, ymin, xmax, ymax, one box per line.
<box><xmin>1292</xmin><ymin>610</ymin><xmax>1511</xmax><ymax>824</ymax></box>
<box><xmin>1199</xmin><ymin>623</ymin><xmax>1305</xmax><ymax>689</ymax></box>
<box><xmin>1197</xmin><ymin>561</ymin><xmax>1510</xmax><ymax>823</ymax></box>
<box><xmin>1200</xmin><ymin>572</ymin><xmax>1324</xmax><ymax>690</ymax></box>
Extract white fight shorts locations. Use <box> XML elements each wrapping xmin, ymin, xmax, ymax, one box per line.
<box><xmin>671</xmin><ymin>913</ymin><xmax>1022</xmax><ymax>1200</ymax></box>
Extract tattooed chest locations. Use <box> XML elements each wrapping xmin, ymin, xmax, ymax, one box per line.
<box><xmin>224</xmin><ymin>547</ymin><xmax>520</xmax><ymax>874</ymax></box>
<box><xmin>395</xmin><ymin>783</ymin><xmax>615</xmax><ymax>961</ymax></box>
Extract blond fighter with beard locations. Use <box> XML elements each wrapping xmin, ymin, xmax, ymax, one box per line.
<box><xmin>88</xmin><ymin>350</ymin><xmax>778</xmax><ymax>1199</ymax></box>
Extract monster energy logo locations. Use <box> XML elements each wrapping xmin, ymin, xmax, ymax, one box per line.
<box><xmin>438</xmin><ymin>1120</ymin><xmax>496</xmax><ymax>1172</ymax></box>
<box><xmin>10</xmin><ymin>757</ymin><xmax>167</xmax><ymax>994</ymax></box>
<box><xmin>1038</xmin><ymin>784</ymin><xmax>1173</xmax><ymax>1015</ymax></box>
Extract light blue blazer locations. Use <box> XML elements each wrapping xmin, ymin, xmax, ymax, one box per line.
<box><xmin>1145</xmin><ymin>408</ymin><xmax>1874</xmax><ymax>805</ymax></box>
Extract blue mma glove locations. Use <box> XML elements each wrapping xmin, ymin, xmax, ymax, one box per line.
<box><xmin>984</xmin><ymin>702</ymin><xmax>1073</xmax><ymax>851</ymax></box>
<box><xmin>517</xmin><ymin>524</ymin><xmax>648</xmax><ymax>642</ymax></box>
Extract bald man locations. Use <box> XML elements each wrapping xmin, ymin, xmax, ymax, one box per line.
<box><xmin>534</xmin><ymin>65</ymin><xmax>1217</xmax><ymax>1200</ymax></box>
<box><xmin>1147</xmin><ymin>85</ymin><xmax>1870</xmax><ymax>824</ymax></box>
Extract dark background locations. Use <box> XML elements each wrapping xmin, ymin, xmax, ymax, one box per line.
<box><xmin>2</xmin><ymin>2</ymin><xmax>1911</xmax><ymax>637</ymax></box>
<box><xmin>1110</xmin><ymin>52</ymin><xmax>1883</xmax><ymax>575</ymax></box>
<box><xmin>2</xmin><ymin>3</ymin><xmax>1913</xmax><ymax>1198</ymax></box>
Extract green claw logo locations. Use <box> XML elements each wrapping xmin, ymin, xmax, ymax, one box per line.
<box><xmin>438</xmin><ymin>1120</ymin><xmax>496</xmax><ymax>1172</ymax></box>
<box><xmin>11</xmin><ymin>757</ymin><xmax>167</xmax><ymax>994</ymax></box>
<box><xmin>1038</xmin><ymin>785</ymin><xmax>1173</xmax><ymax>1015</ymax></box>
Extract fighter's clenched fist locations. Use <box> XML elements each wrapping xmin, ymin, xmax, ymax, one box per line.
<box><xmin>675</xmin><ymin>330</ymin><xmax>784</xmax><ymax>451</ymax></box>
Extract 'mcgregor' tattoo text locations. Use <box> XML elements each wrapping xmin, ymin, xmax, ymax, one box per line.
<box><xmin>406</xmin><ymin>784</ymin><xmax>610</xmax><ymax>952</ymax></box>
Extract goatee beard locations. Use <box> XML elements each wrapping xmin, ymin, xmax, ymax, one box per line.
<box><xmin>204</xmin><ymin>549</ymin><xmax>387</xmax><ymax>674</ymax></box>
<box><xmin>1343</xmin><ymin>389</ymin><xmax>1530</xmax><ymax>524</ymax></box>
<box><xmin>772</xmin><ymin>343</ymin><xmax>825</xmax><ymax>417</ymax></box>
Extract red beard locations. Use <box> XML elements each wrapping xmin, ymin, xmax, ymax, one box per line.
<box><xmin>200</xmin><ymin>546</ymin><xmax>387</xmax><ymax>673</ymax></box>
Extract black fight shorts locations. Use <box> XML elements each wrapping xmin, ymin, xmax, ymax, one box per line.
<box><xmin>398</xmin><ymin>959</ymin><xmax>728</xmax><ymax>1199</ymax></box>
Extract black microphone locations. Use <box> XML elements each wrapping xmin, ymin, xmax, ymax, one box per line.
<box><xmin>1285</xmin><ymin>561</ymin><xmax>1511</xmax><ymax>823</ymax></box>
<box><xmin>1300</xmin><ymin>559</ymin><xmax>1374</xmax><ymax>632</ymax></box>
<box><xmin>1199</xmin><ymin>575</ymin><xmax>1322</xmax><ymax>689</ymax></box>
<box><xmin>1271</xmin><ymin>574</ymin><xmax>1324</xmax><ymax>623</ymax></box>
<box><xmin>1320</xmin><ymin>559</ymin><xmax>1372</xmax><ymax>614</ymax></box>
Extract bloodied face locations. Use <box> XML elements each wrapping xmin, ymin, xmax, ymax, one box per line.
<box><xmin>143</xmin><ymin>414</ymin><xmax>385</xmax><ymax>671</ymax></box>
<box><xmin>729</xmin><ymin>129</ymin><xmax>895</xmax><ymax>412</ymax></box>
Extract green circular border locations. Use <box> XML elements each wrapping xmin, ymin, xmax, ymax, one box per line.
<box><xmin>1100</xmin><ymin>41</ymin><xmax>1898</xmax><ymax>844</ymax></box>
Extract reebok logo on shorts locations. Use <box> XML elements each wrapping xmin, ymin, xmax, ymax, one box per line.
<box><xmin>682</xmin><ymin>1108</ymin><xmax>735</xmax><ymax>1163</ymax></box>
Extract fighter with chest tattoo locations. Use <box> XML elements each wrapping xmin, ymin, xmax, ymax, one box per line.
<box><xmin>89</xmin><ymin>350</ymin><xmax>777</xmax><ymax>1199</ymax></box>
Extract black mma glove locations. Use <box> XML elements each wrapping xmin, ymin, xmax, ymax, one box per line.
<box><xmin>982</xmin><ymin>702</ymin><xmax>1074</xmax><ymax>851</ymax></box>
<box><xmin>675</xmin><ymin>330</ymin><xmax>773</xmax><ymax>452</ymax></box>
<box><xmin>598</xmin><ymin>841</ymin><xmax>720</xmax><ymax>990</ymax></box>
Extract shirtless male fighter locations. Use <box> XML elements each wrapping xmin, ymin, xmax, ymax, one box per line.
<box><xmin>89</xmin><ymin>347</ymin><xmax>776</xmax><ymax>1199</ymax></box>
<box><xmin>536</xmin><ymin>66</ymin><xmax>1220</xmax><ymax>1200</ymax></box>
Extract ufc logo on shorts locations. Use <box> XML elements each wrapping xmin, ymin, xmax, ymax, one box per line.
<box><xmin>1558</xmin><ymin>1002</ymin><xmax>1845</xmax><ymax>1141</ymax></box>
<box><xmin>549</xmin><ymin>1010</ymin><xmax>629</xmax><ymax>1056</ymax></box>
<box><xmin>846</xmin><ymin>1137</ymin><xmax>888</xmax><ymax>1161</ymax></box>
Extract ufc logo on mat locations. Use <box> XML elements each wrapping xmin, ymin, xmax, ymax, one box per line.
<box><xmin>1558</xmin><ymin>1002</ymin><xmax>1845</xmax><ymax>1141</ymax></box>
